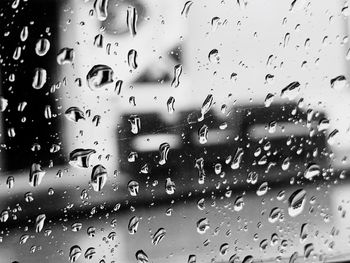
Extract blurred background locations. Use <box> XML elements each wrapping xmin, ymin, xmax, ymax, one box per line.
<box><xmin>1</xmin><ymin>0</ymin><xmax>350</xmax><ymax>262</ymax></box>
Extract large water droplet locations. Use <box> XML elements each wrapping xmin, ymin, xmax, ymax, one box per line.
<box><xmin>86</xmin><ymin>64</ymin><xmax>114</xmax><ymax>90</ymax></box>
<box><xmin>91</xmin><ymin>164</ymin><xmax>107</xmax><ymax>191</ymax></box>
<box><xmin>128</xmin><ymin>216</ymin><xmax>139</xmax><ymax>234</ymax></box>
<box><xmin>268</xmin><ymin>207</ymin><xmax>282</xmax><ymax>223</ymax></box>
<box><xmin>198</xmin><ymin>124</ymin><xmax>208</xmax><ymax>144</ymax></box>
<box><xmin>129</xmin><ymin>115</ymin><xmax>141</xmax><ymax>134</ymax></box>
<box><xmin>330</xmin><ymin>75</ymin><xmax>347</xmax><ymax>90</ymax></box>
<box><xmin>94</xmin><ymin>0</ymin><xmax>109</xmax><ymax>21</ymax></box>
<box><xmin>304</xmin><ymin>163</ymin><xmax>320</xmax><ymax>180</ymax></box>
<box><xmin>135</xmin><ymin>250</ymin><xmax>149</xmax><ymax>263</ymax></box>
<box><xmin>304</xmin><ymin>243</ymin><xmax>314</xmax><ymax>258</ymax></box>
<box><xmin>35</xmin><ymin>214</ymin><xmax>46</xmax><ymax>233</ymax></box>
<box><xmin>57</xmin><ymin>48</ymin><xmax>75</xmax><ymax>65</ymax></box>
<box><xmin>281</xmin><ymin>81</ymin><xmax>300</xmax><ymax>100</ymax></box>
<box><xmin>256</xmin><ymin>182</ymin><xmax>269</xmax><ymax>196</ymax></box>
<box><xmin>242</xmin><ymin>255</ymin><xmax>253</xmax><ymax>263</ymax></box>
<box><xmin>234</xmin><ymin>196</ymin><xmax>244</xmax><ymax>211</ymax></box>
<box><xmin>165</xmin><ymin>178</ymin><xmax>175</xmax><ymax>195</ymax></box>
<box><xmin>288</xmin><ymin>189</ymin><xmax>306</xmax><ymax>217</ymax></box>
<box><xmin>196</xmin><ymin>218</ymin><xmax>210</xmax><ymax>234</ymax></box>
<box><xmin>199</xmin><ymin>94</ymin><xmax>213</xmax><ymax>121</ymax></box>
<box><xmin>127</xmin><ymin>49</ymin><xmax>138</xmax><ymax>69</ymax></box>
<box><xmin>231</xmin><ymin>148</ymin><xmax>244</xmax><ymax>169</ymax></box>
<box><xmin>69</xmin><ymin>148</ymin><xmax>96</xmax><ymax>168</ymax></box>
<box><xmin>220</xmin><ymin>243</ymin><xmax>229</xmax><ymax>255</ymax></box>
<box><xmin>127</xmin><ymin>6</ymin><xmax>137</xmax><ymax>37</ymax></box>
<box><xmin>13</xmin><ymin>46</ymin><xmax>21</xmax><ymax>60</ymax></box>
<box><xmin>289</xmin><ymin>252</ymin><xmax>298</xmax><ymax>263</ymax></box>
<box><xmin>181</xmin><ymin>1</ymin><xmax>194</xmax><ymax>18</ymax></box>
<box><xmin>19</xmin><ymin>234</ymin><xmax>29</xmax><ymax>245</ymax></box>
<box><xmin>0</xmin><ymin>210</ymin><xmax>9</xmax><ymax>222</ymax></box>
<box><xmin>29</xmin><ymin>163</ymin><xmax>46</xmax><ymax>187</ymax></box>
<box><xmin>20</xmin><ymin>26</ymin><xmax>28</xmax><ymax>41</ymax></box>
<box><xmin>208</xmin><ymin>49</ymin><xmax>219</xmax><ymax>63</ymax></box>
<box><xmin>35</xmin><ymin>38</ymin><xmax>50</xmax><ymax>56</ymax></box>
<box><xmin>84</xmin><ymin>247</ymin><xmax>96</xmax><ymax>259</ymax></box>
<box><xmin>167</xmin><ymin>96</ymin><xmax>175</xmax><ymax>114</ymax></box>
<box><xmin>300</xmin><ymin>223</ymin><xmax>308</xmax><ymax>242</ymax></box>
<box><xmin>171</xmin><ymin>64</ymin><xmax>182</xmax><ymax>88</ymax></box>
<box><xmin>128</xmin><ymin>180</ymin><xmax>139</xmax><ymax>196</ymax></box>
<box><xmin>152</xmin><ymin>228</ymin><xmax>166</xmax><ymax>245</ymax></box>
<box><xmin>159</xmin><ymin>143</ymin><xmax>170</xmax><ymax>165</ymax></box>
<box><xmin>69</xmin><ymin>245</ymin><xmax>82</xmax><ymax>263</ymax></box>
<box><xmin>32</xmin><ymin>68</ymin><xmax>47</xmax><ymax>89</ymax></box>
<box><xmin>65</xmin><ymin>107</ymin><xmax>85</xmax><ymax>122</ymax></box>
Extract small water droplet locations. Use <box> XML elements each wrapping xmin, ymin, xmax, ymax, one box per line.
<box><xmin>29</xmin><ymin>163</ymin><xmax>46</xmax><ymax>187</ymax></box>
<box><xmin>65</xmin><ymin>107</ymin><xmax>85</xmax><ymax>122</ymax></box>
<box><xmin>129</xmin><ymin>115</ymin><xmax>141</xmax><ymax>134</ymax></box>
<box><xmin>304</xmin><ymin>243</ymin><xmax>314</xmax><ymax>258</ymax></box>
<box><xmin>268</xmin><ymin>207</ymin><xmax>282</xmax><ymax>223</ymax></box>
<box><xmin>281</xmin><ymin>81</ymin><xmax>300</xmax><ymax>100</ymax></box>
<box><xmin>198</xmin><ymin>124</ymin><xmax>208</xmax><ymax>144</ymax></box>
<box><xmin>220</xmin><ymin>243</ymin><xmax>229</xmax><ymax>255</ymax></box>
<box><xmin>330</xmin><ymin>75</ymin><xmax>347</xmax><ymax>90</ymax></box>
<box><xmin>20</xmin><ymin>26</ymin><xmax>28</xmax><ymax>41</ymax></box>
<box><xmin>165</xmin><ymin>178</ymin><xmax>175</xmax><ymax>195</ymax></box>
<box><xmin>19</xmin><ymin>234</ymin><xmax>29</xmax><ymax>245</ymax></box>
<box><xmin>167</xmin><ymin>96</ymin><xmax>175</xmax><ymax>114</ymax></box>
<box><xmin>135</xmin><ymin>250</ymin><xmax>149</xmax><ymax>263</ymax></box>
<box><xmin>171</xmin><ymin>64</ymin><xmax>182</xmax><ymax>88</ymax></box>
<box><xmin>256</xmin><ymin>182</ymin><xmax>269</xmax><ymax>196</ymax></box>
<box><xmin>208</xmin><ymin>49</ymin><xmax>219</xmax><ymax>63</ymax></box>
<box><xmin>199</xmin><ymin>94</ymin><xmax>213</xmax><ymax>121</ymax></box>
<box><xmin>231</xmin><ymin>148</ymin><xmax>244</xmax><ymax>169</ymax></box>
<box><xmin>0</xmin><ymin>210</ymin><xmax>9</xmax><ymax>222</ymax></box>
<box><xmin>234</xmin><ymin>196</ymin><xmax>244</xmax><ymax>211</ymax></box>
<box><xmin>304</xmin><ymin>163</ymin><xmax>320</xmax><ymax>180</ymax></box>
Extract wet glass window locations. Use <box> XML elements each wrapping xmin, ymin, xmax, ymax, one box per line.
<box><xmin>1</xmin><ymin>0</ymin><xmax>350</xmax><ymax>262</ymax></box>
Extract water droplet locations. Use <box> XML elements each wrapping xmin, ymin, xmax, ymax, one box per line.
<box><xmin>57</xmin><ymin>48</ymin><xmax>75</xmax><ymax>65</ymax></box>
<box><xmin>135</xmin><ymin>250</ymin><xmax>149</xmax><ymax>263</ymax></box>
<box><xmin>171</xmin><ymin>64</ymin><xmax>182</xmax><ymax>88</ymax></box>
<box><xmin>199</xmin><ymin>94</ymin><xmax>213</xmax><ymax>121</ymax></box>
<box><xmin>165</xmin><ymin>178</ymin><xmax>175</xmax><ymax>195</ymax></box>
<box><xmin>268</xmin><ymin>121</ymin><xmax>277</xmax><ymax>133</ymax></box>
<box><xmin>128</xmin><ymin>180</ymin><xmax>139</xmax><ymax>196</ymax></box>
<box><xmin>84</xmin><ymin>247</ymin><xmax>96</xmax><ymax>259</ymax></box>
<box><xmin>71</xmin><ymin>222</ymin><xmax>83</xmax><ymax>232</ymax></box>
<box><xmin>94</xmin><ymin>0</ymin><xmax>109</xmax><ymax>21</ymax></box>
<box><xmin>35</xmin><ymin>38</ymin><xmax>50</xmax><ymax>56</ymax></box>
<box><xmin>281</xmin><ymin>81</ymin><xmax>300</xmax><ymax>100</ymax></box>
<box><xmin>256</xmin><ymin>182</ymin><xmax>269</xmax><ymax>196</ymax></box>
<box><xmin>91</xmin><ymin>165</ymin><xmax>107</xmax><ymax>191</ymax></box>
<box><xmin>330</xmin><ymin>75</ymin><xmax>347</xmax><ymax>90</ymax></box>
<box><xmin>211</xmin><ymin>17</ymin><xmax>220</xmax><ymax>31</ymax></box>
<box><xmin>304</xmin><ymin>163</ymin><xmax>320</xmax><ymax>180</ymax></box>
<box><xmin>197</xmin><ymin>198</ymin><xmax>205</xmax><ymax>210</ymax></box>
<box><xmin>318</xmin><ymin>118</ymin><xmax>329</xmax><ymax>132</ymax></box>
<box><xmin>198</xmin><ymin>124</ymin><xmax>208</xmax><ymax>144</ymax></box>
<box><xmin>0</xmin><ymin>210</ymin><xmax>9</xmax><ymax>222</ymax></box>
<box><xmin>20</xmin><ymin>26</ymin><xmax>28</xmax><ymax>41</ymax></box>
<box><xmin>69</xmin><ymin>148</ymin><xmax>96</xmax><ymax>168</ymax></box>
<box><xmin>289</xmin><ymin>252</ymin><xmax>298</xmax><ymax>263</ymax></box>
<box><xmin>127</xmin><ymin>49</ymin><xmax>138</xmax><ymax>69</ymax></box>
<box><xmin>167</xmin><ymin>96</ymin><xmax>175</xmax><ymax>114</ymax></box>
<box><xmin>268</xmin><ymin>207</ymin><xmax>282</xmax><ymax>223</ymax></box>
<box><xmin>127</xmin><ymin>6</ymin><xmax>137</xmax><ymax>37</ymax></box>
<box><xmin>87</xmin><ymin>226</ymin><xmax>96</xmax><ymax>237</ymax></box>
<box><xmin>94</xmin><ymin>34</ymin><xmax>103</xmax><ymax>48</ymax></box>
<box><xmin>0</xmin><ymin>97</ymin><xmax>8</xmax><ymax>112</ymax></box>
<box><xmin>13</xmin><ymin>46</ymin><xmax>21</xmax><ymax>60</ymax></box>
<box><xmin>158</xmin><ymin>143</ymin><xmax>170</xmax><ymax>165</ymax></box>
<box><xmin>86</xmin><ymin>64</ymin><xmax>114</xmax><ymax>90</ymax></box>
<box><xmin>231</xmin><ymin>148</ymin><xmax>244</xmax><ymax>169</ymax></box>
<box><xmin>304</xmin><ymin>243</ymin><xmax>314</xmax><ymax>258</ymax></box>
<box><xmin>32</xmin><ymin>68</ymin><xmax>47</xmax><ymax>89</ymax></box>
<box><xmin>152</xmin><ymin>228</ymin><xmax>166</xmax><ymax>245</ymax></box>
<box><xmin>300</xmin><ymin>223</ymin><xmax>308</xmax><ymax>242</ymax></box>
<box><xmin>196</xmin><ymin>218</ymin><xmax>210</xmax><ymax>234</ymax></box>
<box><xmin>29</xmin><ymin>163</ymin><xmax>46</xmax><ymax>187</ymax></box>
<box><xmin>35</xmin><ymin>214</ymin><xmax>46</xmax><ymax>233</ymax></box>
<box><xmin>6</xmin><ymin>176</ymin><xmax>14</xmax><ymax>189</ymax></box>
<box><xmin>115</xmin><ymin>80</ymin><xmax>123</xmax><ymax>94</ymax></box>
<box><xmin>129</xmin><ymin>115</ymin><xmax>141</xmax><ymax>134</ymax></box>
<box><xmin>242</xmin><ymin>255</ymin><xmax>253</xmax><ymax>263</ymax></box>
<box><xmin>283</xmin><ymin>33</ymin><xmax>290</xmax><ymax>48</ymax></box>
<box><xmin>69</xmin><ymin>245</ymin><xmax>82</xmax><ymax>263</ymax></box>
<box><xmin>220</xmin><ymin>243</ymin><xmax>229</xmax><ymax>255</ymax></box>
<box><xmin>44</xmin><ymin>105</ymin><xmax>52</xmax><ymax>119</ymax></box>
<box><xmin>234</xmin><ymin>196</ymin><xmax>244</xmax><ymax>211</ymax></box>
<box><xmin>208</xmin><ymin>49</ymin><xmax>219</xmax><ymax>63</ymax></box>
<box><xmin>290</xmin><ymin>0</ymin><xmax>307</xmax><ymax>12</ymax></box>
<box><xmin>181</xmin><ymin>1</ymin><xmax>193</xmax><ymax>18</ymax></box>
<box><xmin>288</xmin><ymin>189</ymin><xmax>306</xmax><ymax>217</ymax></box>
<box><xmin>327</xmin><ymin>129</ymin><xmax>339</xmax><ymax>145</ymax></box>
<box><xmin>25</xmin><ymin>192</ymin><xmax>34</xmax><ymax>202</ymax></box>
<box><xmin>260</xmin><ymin>239</ymin><xmax>268</xmax><ymax>250</ymax></box>
<box><xmin>19</xmin><ymin>234</ymin><xmax>29</xmax><ymax>245</ymax></box>
<box><xmin>282</xmin><ymin>157</ymin><xmax>290</xmax><ymax>171</ymax></box>
<box><xmin>65</xmin><ymin>107</ymin><xmax>85</xmax><ymax>122</ymax></box>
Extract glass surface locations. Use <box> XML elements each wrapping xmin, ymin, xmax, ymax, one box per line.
<box><xmin>1</xmin><ymin>0</ymin><xmax>350</xmax><ymax>262</ymax></box>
